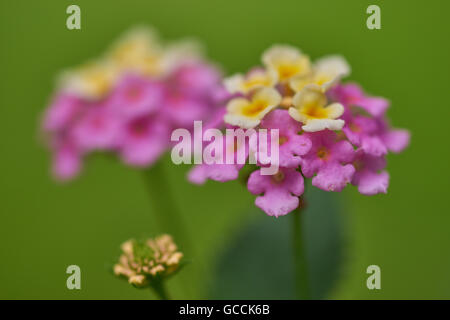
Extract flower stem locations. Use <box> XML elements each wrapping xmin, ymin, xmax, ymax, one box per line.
<box><xmin>292</xmin><ymin>199</ymin><xmax>310</xmax><ymax>300</ymax></box>
<box><xmin>142</xmin><ymin>158</ymin><xmax>193</xmax><ymax>298</ymax></box>
<box><xmin>152</xmin><ymin>280</ymin><xmax>170</xmax><ymax>300</ymax></box>
<box><xmin>142</xmin><ymin>158</ymin><xmax>191</xmax><ymax>253</ymax></box>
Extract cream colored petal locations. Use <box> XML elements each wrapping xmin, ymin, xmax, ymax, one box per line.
<box><xmin>319</xmin><ymin>75</ymin><xmax>340</xmax><ymax>92</ymax></box>
<box><xmin>224</xmin><ymin>114</ymin><xmax>261</xmax><ymax>129</ymax></box>
<box><xmin>252</xmin><ymin>87</ymin><xmax>282</xmax><ymax>106</ymax></box>
<box><xmin>164</xmin><ymin>38</ymin><xmax>204</xmax><ymax>70</ymax></box>
<box><xmin>262</xmin><ymin>44</ymin><xmax>303</xmax><ymax>66</ymax></box>
<box><xmin>315</xmin><ymin>55</ymin><xmax>351</xmax><ymax>79</ymax></box>
<box><xmin>302</xmin><ymin>119</ymin><xmax>345</xmax><ymax>132</ymax></box>
<box><xmin>129</xmin><ymin>275</ymin><xmax>147</xmax><ymax>286</ymax></box>
<box><xmin>292</xmin><ymin>84</ymin><xmax>326</xmax><ymax>109</ymax></box>
<box><xmin>325</xmin><ymin>102</ymin><xmax>345</xmax><ymax>119</ymax></box>
<box><xmin>246</xmin><ymin>68</ymin><xmax>278</xmax><ymax>88</ymax></box>
<box><xmin>289</xmin><ymin>74</ymin><xmax>313</xmax><ymax>92</ymax></box>
<box><xmin>58</xmin><ymin>60</ymin><xmax>119</xmax><ymax>100</ymax></box>
<box><xmin>106</xmin><ymin>26</ymin><xmax>161</xmax><ymax>63</ymax></box>
<box><xmin>226</xmin><ymin>97</ymin><xmax>250</xmax><ymax>114</ymax></box>
<box><xmin>288</xmin><ymin>107</ymin><xmax>307</xmax><ymax>123</ymax></box>
<box><xmin>224</xmin><ymin>74</ymin><xmax>245</xmax><ymax>94</ymax></box>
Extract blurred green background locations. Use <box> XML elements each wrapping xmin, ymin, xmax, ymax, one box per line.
<box><xmin>1</xmin><ymin>0</ymin><xmax>449</xmax><ymax>299</ymax></box>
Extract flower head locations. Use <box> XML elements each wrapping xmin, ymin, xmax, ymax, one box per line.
<box><xmin>42</xmin><ymin>26</ymin><xmax>225</xmax><ymax>180</ymax></box>
<box><xmin>191</xmin><ymin>44</ymin><xmax>409</xmax><ymax>216</ymax></box>
<box><xmin>114</xmin><ymin>235</ymin><xmax>184</xmax><ymax>287</ymax></box>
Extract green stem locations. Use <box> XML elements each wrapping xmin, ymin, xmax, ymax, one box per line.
<box><xmin>152</xmin><ymin>280</ymin><xmax>170</xmax><ymax>300</ymax></box>
<box><xmin>292</xmin><ymin>200</ymin><xmax>310</xmax><ymax>300</ymax></box>
<box><xmin>142</xmin><ymin>158</ymin><xmax>191</xmax><ymax>253</ymax></box>
<box><xmin>142</xmin><ymin>158</ymin><xmax>193</xmax><ymax>298</ymax></box>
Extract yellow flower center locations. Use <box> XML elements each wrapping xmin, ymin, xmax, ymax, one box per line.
<box><xmin>87</xmin><ymin>72</ymin><xmax>110</xmax><ymax>96</ymax></box>
<box><xmin>243</xmin><ymin>77</ymin><xmax>270</xmax><ymax>90</ymax></box>
<box><xmin>126</xmin><ymin>86</ymin><xmax>142</xmax><ymax>101</ymax></box>
<box><xmin>277</xmin><ymin>64</ymin><xmax>301</xmax><ymax>81</ymax></box>
<box><xmin>271</xmin><ymin>171</ymin><xmax>285</xmax><ymax>183</ymax></box>
<box><xmin>279</xmin><ymin>136</ymin><xmax>288</xmax><ymax>145</ymax></box>
<box><xmin>349</xmin><ymin>122</ymin><xmax>361</xmax><ymax>132</ymax></box>
<box><xmin>353</xmin><ymin>160</ymin><xmax>364</xmax><ymax>171</ymax></box>
<box><xmin>242</xmin><ymin>101</ymin><xmax>268</xmax><ymax>117</ymax></box>
<box><xmin>280</xmin><ymin>96</ymin><xmax>293</xmax><ymax>108</ymax></box>
<box><xmin>316</xmin><ymin>146</ymin><xmax>329</xmax><ymax>160</ymax></box>
<box><xmin>314</xmin><ymin>74</ymin><xmax>332</xmax><ymax>86</ymax></box>
<box><xmin>302</xmin><ymin>103</ymin><xmax>328</xmax><ymax>119</ymax></box>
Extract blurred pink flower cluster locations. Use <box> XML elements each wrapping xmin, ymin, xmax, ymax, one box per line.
<box><xmin>189</xmin><ymin>45</ymin><xmax>410</xmax><ymax>217</ymax></box>
<box><xmin>42</xmin><ymin>27</ymin><xmax>226</xmax><ymax>180</ymax></box>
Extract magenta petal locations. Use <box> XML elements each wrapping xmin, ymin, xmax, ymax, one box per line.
<box><xmin>120</xmin><ymin>139</ymin><xmax>166</xmax><ymax>166</ymax></box>
<box><xmin>359</xmin><ymin>97</ymin><xmax>389</xmax><ymax>117</ymax></box>
<box><xmin>173</xmin><ymin>63</ymin><xmax>222</xmax><ymax>95</ymax></box>
<box><xmin>361</xmin><ymin>136</ymin><xmax>387</xmax><ymax>157</ymax></box>
<box><xmin>247</xmin><ymin>168</ymin><xmax>304</xmax><ymax>217</ymax></box>
<box><xmin>354</xmin><ymin>170</ymin><xmax>389</xmax><ymax>195</ymax></box>
<box><xmin>118</xmin><ymin>116</ymin><xmax>170</xmax><ymax>167</ymax></box>
<box><xmin>52</xmin><ymin>144</ymin><xmax>81</xmax><ymax>180</ymax></box>
<box><xmin>109</xmin><ymin>75</ymin><xmax>163</xmax><ymax>118</ymax></box>
<box><xmin>255</xmin><ymin>190</ymin><xmax>300</xmax><ymax>217</ymax></box>
<box><xmin>188</xmin><ymin>163</ymin><xmax>240</xmax><ymax>184</ymax></box>
<box><xmin>72</xmin><ymin>107</ymin><xmax>121</xmax><ymax>151</ymax></box>
<box><xmin>258</xmin><ymin>110</ymin><xmax>311</xmax><ymax>168</ymax></box>
<box><xmin>382</xmin><ymin>129</ymin><xmax>410</xmax><ymax>153</ymax></box>
<box><xmin>163</xmin><ymin>95</ymin><xmax>208</xmax><ymax>127</ymax></box>
<box><xmin>330</xmin><ymin>140</ymin><xmax>355</xmax><ymax>163</ymax></box>
<box><xmin>43</xmin><ymin>94</ymin><xmax>83</xmax><ymax>131</ymax></box>
<box><xmin>312</xmin><ymin>163</ymin><xmax>355</xmax><ymax>192</ymax></box>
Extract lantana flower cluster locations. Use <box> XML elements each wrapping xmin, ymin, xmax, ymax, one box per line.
<box><xmin>42</xmin><ymin>27</ymin><xmax>225</xmax><ymax>180</ymax></box>
<box><xmin>189</xmin><ymin>45</ymin><xmax>410</xmax><ymax>217</ymax></box>
<box><xmin>114</xmin><ymin>234</ymin><xmax>183</xmax><ymax>287</ymax></box>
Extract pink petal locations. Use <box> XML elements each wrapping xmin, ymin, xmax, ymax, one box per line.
<box><xmin>312</xmin><ymin>163</ymin><xmax>355</xmax><ymax>192</ymax></box>
<box><xmin>248</xmin><ymin>168</ymin><xmax>304</xmax><ymax>217</ymax></box>
<box><xmin>353</xmin><ymin>170</ymin><xmax>389</xmax><ymax>195</ymax></box>
<box><xmin>382</xmin><ymin>129</ymin><xmax>410</xmax><ymax>153</ymax></box>
<box><xmin>52</xmin><ymin>144</ymin><xmax>81</xmax><ymax>180</ymax></box>
<box><xmin>188</xmin><ymin>163</ymin><xmax>240</xmax><ymax>184</ymax></box>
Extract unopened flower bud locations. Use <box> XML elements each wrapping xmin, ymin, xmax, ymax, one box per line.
<box><xmin>114</xmin><ymin>234</ymin><xmax>184</xmax><ymax>288</ymax></box>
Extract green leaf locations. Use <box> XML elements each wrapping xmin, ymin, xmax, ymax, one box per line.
<box><xmin>208</xmin><ymin>186</ymin><xmax>346</xmax><ymax>299</ymax></box>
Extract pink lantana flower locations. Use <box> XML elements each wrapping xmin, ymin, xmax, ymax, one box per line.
<box><xmin>247</xmin><ymin>168</ymin><xmax>304</xmax><ymax>217</ymax></box>
<box><xmin>42</xmin><ymin>27</ymin><xmax>225</xmax><ymax>180</ymax></box>
<box><xmin>188</xmin><ymin>44</ymin><xmax>409</xmax><ymax>217</ymax></box>
<box><xmin>301</xmin><ymin>130</ymin><xmax>355</xmax><ymax>192</ymax></box>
